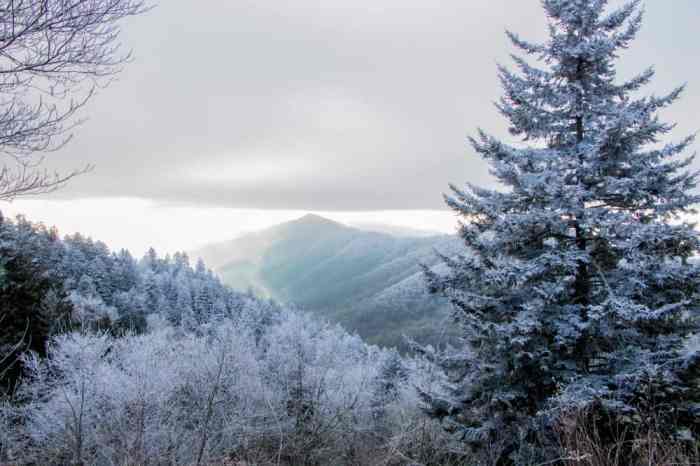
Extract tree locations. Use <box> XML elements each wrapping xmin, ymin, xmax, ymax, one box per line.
<box><xmin>0</xmin><ymin>215</ymin><xmax>71</xmax><ymax>393</ymax></box>
<box><xmin>421</xmin><ymin>0</ymin><xmax>700</xmax><ymax>459</ymax></box>
<box><xmin>0</xmin><ymin>0</ymin><xmax>149</xmax><ymax>200</ymax></box>
<box><xmin>371</xmin><ymin>349</ymin><xmax>406</xmax><ymax>427</ymax></box>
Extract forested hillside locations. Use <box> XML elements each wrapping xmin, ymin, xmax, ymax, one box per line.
<box><xmin>0</xmin><ymin>213</ymin><xmax>279</xmax><ymax>389</ymax></box>
<box><xmin>193</xmin><ymin>214</ymin><xmax>463</xmax><ymax>348</ymax></box>
<box><xmin>0</xmin><ymin>213</ymin><xmax>460</xmax><ymax>465</ymax></box>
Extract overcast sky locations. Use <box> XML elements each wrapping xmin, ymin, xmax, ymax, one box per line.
<box><xmin>4</xmin><ymin>0</ymin><xmax>700</xmax><ymax>255</ymax></box>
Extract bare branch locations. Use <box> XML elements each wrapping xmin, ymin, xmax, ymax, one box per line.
<box><xmin>0</xmin><ymin>0</ymin><xmax>151</xmax><ymax>199</ymax></box>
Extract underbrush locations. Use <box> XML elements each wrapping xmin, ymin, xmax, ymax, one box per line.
<box><xmin>4</xmin><ymin>394</ymin><xmax>700</xmax><ymax>466</ymax></box>
<box><xmin>553</xmin><ymin>408</ymin><xmax>700</xmax><ymax>466</ymax></box>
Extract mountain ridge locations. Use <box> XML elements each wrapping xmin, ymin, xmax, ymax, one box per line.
<box><xmin>192</xmin><ymin>215</ymin><xmax>463</xmax><ymax>348</ymax></box>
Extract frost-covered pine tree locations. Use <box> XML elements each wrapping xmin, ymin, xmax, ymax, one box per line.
<box><xmin>422</xmin><ymin>0</ymin><xmax>700</xmax><ymax>454</ymax></box>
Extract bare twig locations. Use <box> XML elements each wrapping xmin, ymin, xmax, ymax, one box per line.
<box><xmin>0</xmin><ymin>0</ymin><xmax>151</xmax><ymax>200</ymax></box>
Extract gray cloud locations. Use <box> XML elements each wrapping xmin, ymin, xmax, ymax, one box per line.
<box><xmin>43</xmin><ymin>0</ymin><xmax>700</xmax><ymax>210</ymax></box>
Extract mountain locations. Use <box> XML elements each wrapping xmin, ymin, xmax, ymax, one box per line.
<box><xmin>192</xmin><ymin>214</ymin><xmax>464</xmax><ymax>349</ymax></box>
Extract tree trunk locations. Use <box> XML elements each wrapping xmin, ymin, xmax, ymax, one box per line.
<box><xmin>572</xmin><ymin>57</ymin><xmax>591</xmax><ymax>372</ymax></box>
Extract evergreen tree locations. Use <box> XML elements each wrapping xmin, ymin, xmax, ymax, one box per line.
<box><xmin>143</xmin><ymin>247</ymin><xmax>161</xmax><ymax>273</ymax></box>
<box><xmin>195</xmin><ymin>258</ymin><xmax>208</xmax><ymax>277</ymax></box>
<box><xmin>371</xmin><ymin>350</ymin><xmax>407</xmax><ymax>427</ymax></box>
<box><xmin>111</xmin><ymin>249</ymin><xmax>140</xmax><ymax>293</ymax></box>
<box><xmin>421</xmin><ymin>0</ymin><xmax>700</xmax><ymax>456</ymax></box>
<box><xmin>0</xmin><ymin>216</ymin><xmax>71</xmax><ymax>392</ymax></box>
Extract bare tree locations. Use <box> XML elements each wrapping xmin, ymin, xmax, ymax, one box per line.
<box><xmin>0</xmin><ymin>0</ymin><xmax>150</xmax><ymax>200</ymax></box>
<box><xmin>194</xmin><ymin>334</ymin><xmax>227</xmax><ymax>466</ymax></box>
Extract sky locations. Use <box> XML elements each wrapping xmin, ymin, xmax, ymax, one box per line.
<box><xmin>3</xmin><ymin>0</ymin><xmax>700</xmax><ymax>256</ymax></box>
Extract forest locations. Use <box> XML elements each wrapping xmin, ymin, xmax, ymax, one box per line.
<box><xmin>2</xmin><ymin>0</ymin><xmax>700</xmax><ymax>465</ymax></box>
<box><xmin>0</xmin><ymin>214</ymin><xmax>447</xmax><ymax>465</ymax></box>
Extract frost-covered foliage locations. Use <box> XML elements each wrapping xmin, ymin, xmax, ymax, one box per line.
<box><xmin>421</xmin><ymin>0</ymin><xmax>700</xmax><ymax>458</ymax></box>
<box><xmin>0</xmin><ymin>213</ymin><xmax>451</xmax><ymax>465</ymax></box>
<box><xmin>1</xmin><ymin>212</ymin><xmax>286</xmax><ymax>396</ymax></box>
<box><xmin>1</xmin><ymin>312</ymin><xmax>434</xmax><ymax>465</ymax></box>
<box><xmin>0</xmin><ymin>213</ymin><xmax>272</xmax><ymax>387</ymax></box>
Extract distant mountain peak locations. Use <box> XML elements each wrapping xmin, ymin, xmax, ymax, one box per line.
<box><xmin>294</xmin><ymin>213</ymin><xmax>344</xmax><ymax>227</ymax></box>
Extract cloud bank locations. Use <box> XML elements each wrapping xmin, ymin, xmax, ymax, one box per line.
<box><xmin>40</xmin><ymin>0</ymin><xmax>700</xmax><ymax>210</ymax></box>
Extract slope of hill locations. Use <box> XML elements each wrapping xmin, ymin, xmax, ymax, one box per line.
<box><xmin>192</xmin><ymin>214</ymin><xmax>464</xmax><ymax>348</ymax></box>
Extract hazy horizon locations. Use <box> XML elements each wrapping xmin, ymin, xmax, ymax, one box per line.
<box><xmin>1</xmin><ymin>199</ymin><xmax>458</xmax><ymax>257</ymax></box>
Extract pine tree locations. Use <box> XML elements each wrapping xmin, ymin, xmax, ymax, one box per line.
<box><xmin>0</xmin><ymin>217</ymin><xmax>71</xmax><ymax>392</ymax></box>
<box><xmin>371</xmin><ymin>350</ymin><xmax>407</xmax><ymax>427</ymax></box>
<box><xmin>421</xmin><ymin>0</ymin><xmax>700</xmax><ymax>456</ymax></box>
